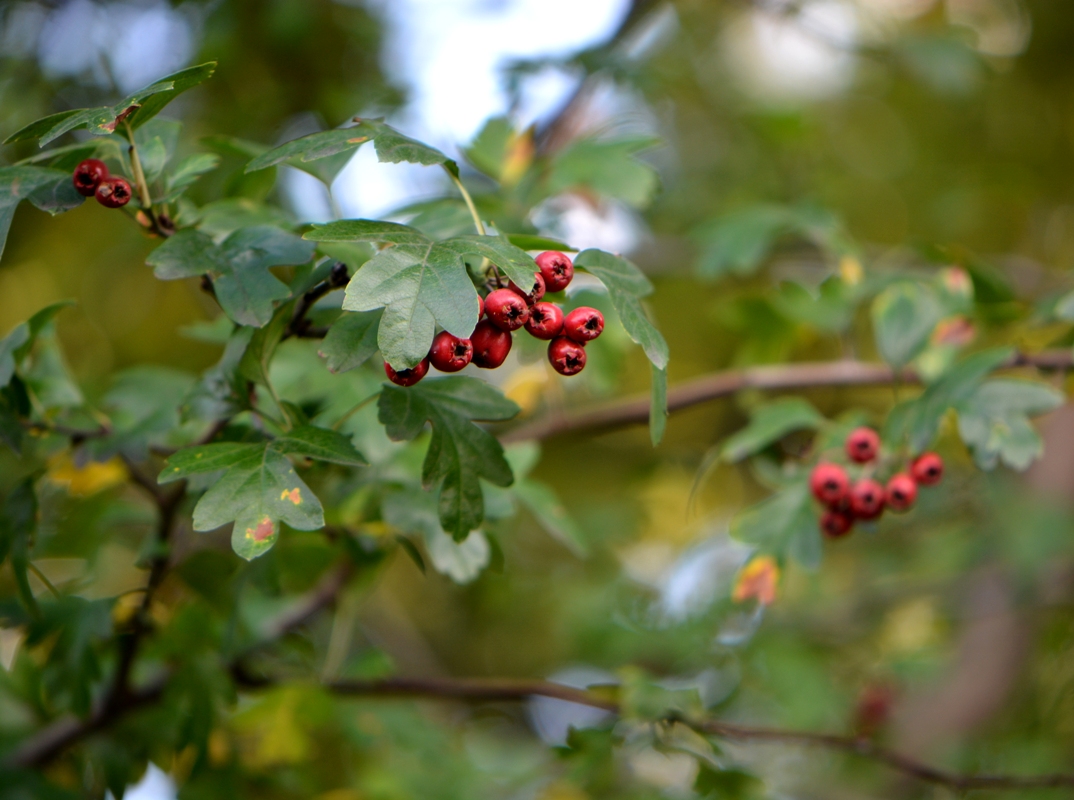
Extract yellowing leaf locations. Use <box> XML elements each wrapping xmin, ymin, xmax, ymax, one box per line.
<box><xmin>732</xmin><ymin>556</ymin><xmax>780</xmax><ymax>605</ymax></box>
<box><xmin>47</xmin><ymin>453</ymin><xmax>127</xmax><ymax>496</ymax></box>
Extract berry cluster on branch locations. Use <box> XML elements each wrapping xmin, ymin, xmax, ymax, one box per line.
<box><xmin>384</xmin><ymin>250</ymin><xmax>604</xmax><ymax>386</ymax></box>
<box><xmin>810</xmin><ymin>427</ymin><xmax>944</xmax><ymax>538</ymax></box>
<box><xmin>72</xmin><ymin>158</ymin><xmax>132</xmax><ymax>209</ymax></box>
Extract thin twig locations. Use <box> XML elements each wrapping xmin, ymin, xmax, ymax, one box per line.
<box><xmin>285</xmin><ymin>262</ymin><xmax>350</xmax><ymax>340</ymax></box>
<box><xmin>502</xmin><ymin>351</ymin><xmax>1074</xmax><ymax>442</ymax></box>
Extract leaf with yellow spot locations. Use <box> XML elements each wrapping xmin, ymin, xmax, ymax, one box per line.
<box><xmin>159</xmin><ymin>425</ymin><xmax>365</xmax><ymax>559</ymax></box>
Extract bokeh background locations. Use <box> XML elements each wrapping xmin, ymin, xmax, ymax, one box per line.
<box><xmin>4</xmin><ymin>0</ymin><xmax>1074</xmax><ymax>797</ymax></box>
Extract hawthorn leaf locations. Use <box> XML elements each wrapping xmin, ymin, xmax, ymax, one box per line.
<box><xmin>378</xmin><ymin>377</ymin><xmax>519</xmax><ymax>540</ymax></box>
<box><xmin>547</xmin><ymin>136</ymin><xmax>660</xmax><ymax>208</ymax></box>
<box><xmin>382</xmin><ymin>490</ymin><xmax>490</xmax><ymax>584</ymax></box>
<box><xmin>872</xmin><ymin>282</ymin><xmax>943</xmax><ymax>368</ymax></box>
<box><xmin>159</xmin><ymin>428</ymin><xmax>362</xmax><ymax>559</ymax></box>
<box><xmin>147</xmin><ymin>226</ymin><xmax>314</xmax><ymax>327</ymax></box>
<box><xmin>884</xmin><ymin>347</ymin><xmax>1012</xmax><ymax>453</ymax></box>
<box><xmin>319</xmin><ymin>310</ymin><xmax>382</xmax><ymax>373</ymax></box>
<box><xmin>731</xmin><ymin>482</ymin><xmax>820</xmax><ymax>569</ymax></box>
<box><xmin>957</xmin><ymin>379</ymin><xmax>1064</xmax><ymax>471</ymax></box>
<box><xmin>721</xmin><ymin>398</ymin><xmax>824</xmax><ymax>463</ymax></box>
<box><xmin>272</xmin><ymin>426</ymin><xmax>366</xmax><ymax>466</ymax></box>
<box><xmin>0</xmin><ymin>478</ymin><xmax>38</xmax><ymax>612</ymax></box>
<box><xmin>504</xmin><ymin>233</ymin><xmax>572</xmax><ymax>252</ymax></box>
<box><xmin>305</xmin><ymin>218</ymin><xmax>432</xmax><ymax>246</ymax></box>
<box><xmin>245</xmin><ymin>119</ymin><xmax>458</xmax><ymax>179</ymax></box>
<box><xmin>3</xmin><ymin>62</ymin><xmax>217</xmax><ymax>146</ymax></box>
<box><xmin>0</xmin><ymin>167</ymin><xmax>84</xmax><ymax>263</ymax></box>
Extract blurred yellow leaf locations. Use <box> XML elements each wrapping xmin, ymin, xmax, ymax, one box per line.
<box><xmin>46</xmin><ymin>453</ymin><xmax>127</xmax><ymax>496</ymax></box>
<box><xmin>732</xmin><ymin>556</ymin><xmax>780</xmax><ymax>605</ymax></box>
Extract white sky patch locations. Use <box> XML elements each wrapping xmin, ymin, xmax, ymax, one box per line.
<box><xmin>106</xmin><ymin>763</ymin><xmax>176</xmax><ymax>800</ymax></box>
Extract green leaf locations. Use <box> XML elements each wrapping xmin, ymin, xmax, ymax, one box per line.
<box><xmin>463</xmin><ymin>117</ymin><xmax>514</xmax><ymax>181</ymax></box>
<box><xmin>514</xmin><ymin>479</ymin><xmax>587</xmax><ymax>557</ymax></box>
<box><xmin>721</xmin><ymin>399</ymin><xmax>824</xmax><ymax>463</ymax></box>
<box><xmin>773</xmin><ymin>278</ymin><xmax>857</xmax><ymax>334</ymax></box>
<box><xmin>4</xmin><ymin>62</ymin><xmax>217</xmax><ymax>146</ymax></box>
<box><xmin>382</xmin><ymin>490</ymin><xmax>490</xmax><ymax>583</ymax></box>
<box><xmin>884</xmin><ymin>347</ymin><xmax>1012</xmax><ymax>453</ymax></box>
<box><xmin>86</xmin><ymin>366</ymin><xmax>196</xmax><ymax>461</ymax></box>
<box><xmin>158</xmin><ymin>429</ymin><xmax>361</xmax><ymax>559</ymax></box>
<box><xmin>547</xmin><ymin>136</ymin><xmax>660</xmax><ymax>208</ymax></box>
<box><xmin>957</xmin><ymin>379</ymin><xmax>1064</xmax><ymax>471</ymax></box>
<box><xmin>147</xmin><ymin>226</ymin><xmax>314</xmax><ymax>327</ymax></box>
<box><xmin>238</xmin><ymin>301</ymin><xmax>292</xmax><ymax>388</ymax></box>
<box><xmin>158</xmin><ymin>152</ymin><xmax>221</xmax><ymax>204</ymax></box>
<box><xmin>872</xmin><ymin>282</ymin><xmax>942</xmax><ymax>368</ymax></box>
<box><xmin>730</xmin><ymin>482</ymin><xmax>820</xmax><ymax>569</ymax></box>
<box><xmin>504</xmin><ymin>233</ymin><xmax>573</xmax><ymax>252</ymax></box>
<box><xmin>182</xmin><ymin>326</ymin><xmax>254</xmax><ymax>423</ymax></box>
<box><xmin>305</xmin><ymin>218</ymin><xmax>431</xmax><ymax>246</ymax></box>
<box><xmin>0</xmin><ymin>167</ymin><xmax>84</xmax><ymax>263</ymax></box>
<box><xmin>273</xmin><ymin>425</ymin><xmax>366</xmax><ymax>466</ymax></box>
<box><xmin>318</xmin><ymin>310</ymin><xmax>382</xmax><ymax>373</ymax></box>
<box><xmin>245</xmin><ymin>119</ymin><xmax>458</xmax><ymax>179</ymax></box>
<box><xmin>378</xmin><ymin>377</ymin><xmax>519</xmax><ymax>540</ymax></box>
<box><xmin>695</xmin><ymin>764</ymin><xmax>765</xmax><ymax>800</ymax></box>
<box><xmin>0</xmin><ymin>478</ymin><xmax>39</xmax><ymax>613</ymax></box>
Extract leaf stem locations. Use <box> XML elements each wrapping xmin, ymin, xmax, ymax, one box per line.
<box><xmin>445</xmin><ymin>166</ymin><xmax>485</xmax><ymax>236</ymax></box>
<box><xmin>26</xmin><ymin>562</ymin><xmax>61</xmax><ymax>599</ymax></box>
<box><xmin>333</xmin><ymin>391</ymin><xmax>380</xmax><ymax>431</ymax></box>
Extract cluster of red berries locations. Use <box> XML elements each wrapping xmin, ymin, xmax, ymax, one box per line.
<box><xmin>809</xmin><ymin>427</ymin><xmax>944</xmax><ymax>539</ymax></box>
<box><xmin>72</xmin><ymin>158</ymin><xmax>132</xmax><ymax>209</ymax></box>
<box><xmin>384</xmin><ymin>251</ymin><xmax>605</xmax><ymax>387</ymax></box>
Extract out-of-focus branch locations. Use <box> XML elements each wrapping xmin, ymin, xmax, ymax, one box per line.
<box><xmin>502</xmin><ymin>351</ymin><xmax>1074</xmax><ymax>442</ymax></box>
<box><xmin>225</xmin><ymin>674</ymin><xmax>1074</xmax><ymax>792</ymax></box>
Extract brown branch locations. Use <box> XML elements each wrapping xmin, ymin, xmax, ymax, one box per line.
<box><xmin>284</xmin><ymin>262</ymin><xmax>349</xmax><ymax>341</ymax></box>
<box><xmin>235</xmin><ymin>675</ymin><xmax>1074</xmax><ymax>792</ymax></box>
<box><xmin>502</xmin><ymin>351</ymin><xmax>1074</xmax><ymax>442</ymax></box>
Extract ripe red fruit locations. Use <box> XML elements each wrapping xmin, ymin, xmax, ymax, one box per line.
<box><xmin>95</xmin><ymin>176</ymin><xmax>132</xmax><ymax>208</ymax></box>
<box><xmin>563</xmin><ymin>307</ymin><xmax>604</xmax><ymax>343</ymax></box>
<box><xmin>524</xmin><ymin>302</ymin><xmax>564</xmax><ymax>340</ymax></box>
<box><xmin>911</xmin><ymin>452</ymin><xmax>944</xmax><ymax>486</ymax></box>
<box><xmin>820</xmin><ymin>509</ymin><xmax>854</xmax><ymax>538</ymax></box>
<box><xmin>428</xmin><ymin>331</ymin><xmax>472</xmax><ymax>373</ymax></box>
<box><xmin>484</xmin><ymin>289</ymin><xmax>530</xmax><ymax>332</ymax></box>
<box><xmin>850</xmin><ymin>479</ymin><xmax>885</xmax><ymax>521</ymax></box>
<box><xmin>885</xmin><ymin>473</ymin><xmax>917</xmax><ymax>512</ymax></box>
<box><xmin>548</xmin><ymin>336</ymin><xmax>586</xmax><ymax>376</ymax></box>
<box><xmin>810</xmin><ymin>462</ymin><xmax>850</xmax><ymax>506</ymax></box>
<box><xmin>846</xmin><ymin>427</ymin><xmax>880</xmax><ymax>463</ymax></box>
<box><xmin>73</xmin><ymin>159</ymin><xmax>108</xmax><ymax>196</ymax></box>
<box><xmin>470</xmin><ymin>319</ymin><xmax>512</xmax><ymax>368</ymax></box>
<box><xmin>535</xmin><ymin>251</ymin><xmax>574</xmax><ymax>293</ymax></box>
<box><xmin>509</xmin><ymin>272</ymin><xmax>546</xmax><ymax>305</ymax></box>
<box><xmin>384</xmin><ymin>357</ymin><xmax>429</xmax><ymax>387</ymax></box>
<box><xmin>855</xmin><ymin>684</ymin><xmax>896</xmax><ymax>738</ymax></box>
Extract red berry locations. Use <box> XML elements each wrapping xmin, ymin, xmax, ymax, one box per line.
<box><xmin>536</xmin><ymin>251</ymin><xmax>574</xmax><ymax>293</ymax></box>
<box><xmin>850</xmin><ymin>479</ymin><xmax>885</xmax><ymax>521</ymax></box>
<box><xmin>73</xmin><ymin>158</ymin><xmax>108</xmax><ymax>196</ymax></box>
<box><xmin>911</xmin><ymin>452</ymin><xmax>944</xmax><ymax>486</ymax></box>
<box><xmin>846</xmin><ymin>427</ymin><xmax>880</xmax><ymax>463</ymax></box>
<box><xmin>384</xmin><ymin>357</ymin><xmax>429</xmax><ymax>387</ymax></box>
<box><xmin>563</xmin><ymin>307</ymin><xmax>604</xmax><ymax>343</ymax></box>
<box><xmin>548</xmin><ymin>336</ymin><xmax>586</xmax><ymax>376</ymax></box>
<box><xmin>485</xmin><ymin>289</ymin><xmax>530</xmax><ymax>332</ymax></box>
<box><xmin>428</xmin><ymin>331</ymin><xmax>473</xmax><ymax>373</ymax></box>
<box><xmin>820</xmin><ymin>509</ymin><xmax>854</xmax><ymax>538</ymax></box>
<box><xmin>885</xmin><ymin>473</ymin><xmax>917</xmax><ymax>512</ymax></box>
<box><xmin>95</xmin><ymin>176</ymin><xmax>132</xmax><ymax>208</ymax></box>
<box><xmin>470</xmin><ymin>319</ymin><xmax>512</xmax><ymax>368</ymax></box>
<box><xmin>509</xmin><ymin>272</ymin><xmax>546</xmax><ymax>305</ymax></box>
<box><xmin>524</xmin><ymin>302</ymin><xmax>564</xmax><ymax>340</ymax></box>
<box><xmin>810</xmin><ymin>462</ymin><xmax>850</xmax><ymax>506</ymax></box>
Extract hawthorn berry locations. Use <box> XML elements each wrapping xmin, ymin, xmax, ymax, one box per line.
<box><xmin>535</xmin><ymin>250</ymin><xmax>574</xmax><ymax>293</ymax></box>
<box><xmin>563</xmin><ymin>307</ymin><xmax>604</xmax><ymax>343</ymax></box>
<box><xmin>509</xmin><ymin>272</ymin><xmax>546</xmax><ymax>305</ymax></box>
<box><xmin>95</xmin><ymin>177</ymin><xmax>132</xmax><ymax>209</ymax></box>
<box><xmin>428</xmin><ymin>331</ymin><xmax>473</xmax><ymax>373</ymax></box>
<box><xmin>810</xmin><ymin>462</ymin><xmax>850</xmax><ymax>506</ymax></box>
<box><xmin>73</xmin><ymin>159</ymin><xmax>108</xmax><ymax>196</ymax></box>
<box><xmin>820</xmin><ymin>509</ymin><xmax>854</xmax><ymax>538</ymax></box>
<box><xmin>548</xmin><ymin>336</ymin><xmax>586</xmax><ymax>376</ymax></box>
<box><xmin>846</xmin><ymin>427</ymin><xmax>880</xmax><ymax>463</ymax></box>
<box><xmin>470</xmin><ymin>319</ymin><xmax>512</xmax><ymax>368</ymax></box>
<box><xmin>384</xmin><ymin>357</ymin><xmax>429</xmax><ymax>387</ymax></box>
<box><xmin>485</xmin><ymin>289</ymin><xmax>530</xmax><ymax>332</ymax></box>
<box><xmin>850</xmin><ymin>479</ymin><xmax>885</xmax><ymax>521</ymax></box>
<box><xmin>524</xmin><ymin>302</ymin><xmax>564</xmax><ymax>340</ymax></box>
<box><xmin>885</xmin><ymin>473</ymin><xmax>917</xmax><ymax>512</ymax></box>
<box><xmin>911</xmin><ymin>452</ymin><xmax>944</xmax><ymax>486</ymax></box>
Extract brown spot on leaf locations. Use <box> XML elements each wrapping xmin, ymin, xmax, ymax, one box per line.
<box><xmin>281</xmin><ymin>488</ymin><xmax>302</xmax><ymax>505</ymax></box>
<box><xmin>247</xmin><ymin>516</ymin><xmax>275</xmax><ymax>542</ymax></box>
